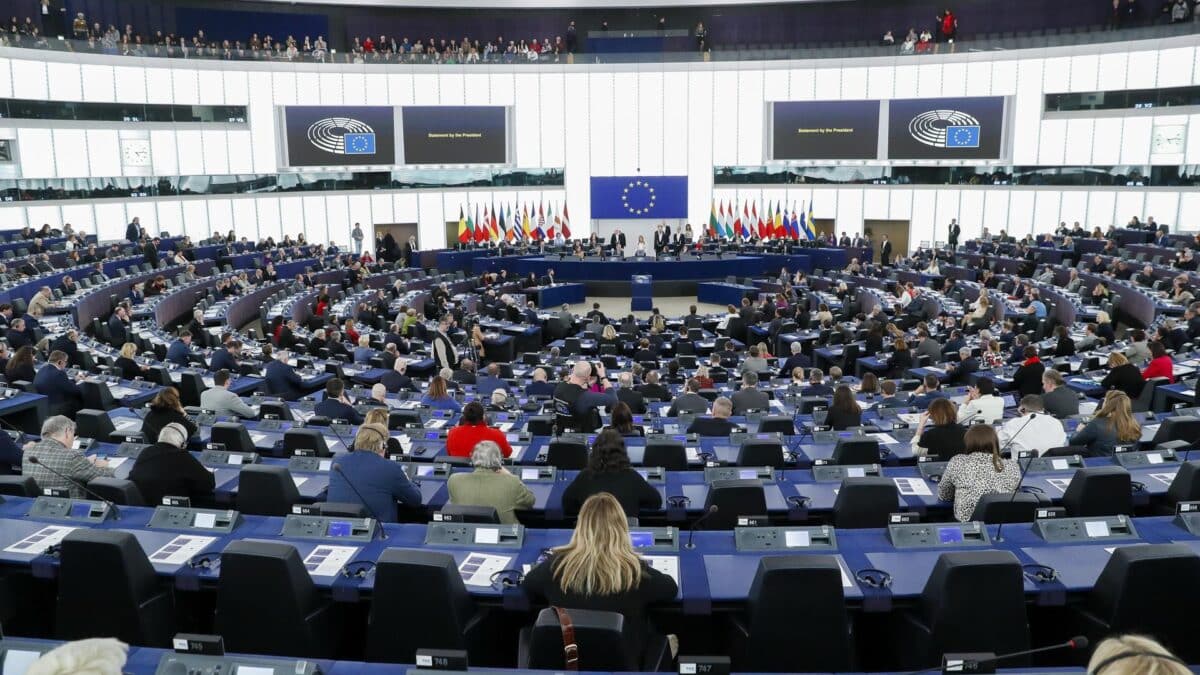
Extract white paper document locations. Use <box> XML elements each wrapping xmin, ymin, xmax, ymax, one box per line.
<box><xmin>303</xmin><ymin>545</ymin><xmax>359</xmax><ymax>577</ymax></box>
<box><xmin>1085</xmin><ymin>521</ymin><xmax>1111</xmax><ymax>538</ymax></box>
<box><xmin>1050</xmin><ymin>459</ymin><xmax>1070</xmax><ymax>471</ymax></box>
<box><xmin>458</xmin><ymin>552</ymin><xmax>513</xmax><ymax>587</ymax></box>
<box><xmin>897</xmin><ymin>414</ymin><xmax>923</xmax><ymax>426</ymax></box>
<box><xmin>685</xmin><ymin>447</ymin><xmax>700</xmax><ymax>461</ymax></box>
<box><xmin>148</xmin><ymin>535</ymin><xmax>217</xmax><ymax>566</ymax></box>
<box><xmin>103</xmin><ymin>457</ymin><xmax>130</xmax><ymax>469</ymax></box>
<box><xmin>784</xmin><ymin>530</ymin><xmax>810</xmax><ymax>547</ymax></box>
<box><xmin>846</xmin><ymin>467</ymin><xmax>866</xmax><ymax>478</ymax></box>
<box><xmin>249</xmin><ymin>431</ymin><xmax>271</xmax><ymax>445</ymax></box>
<box><xmin>3</xmin><ymin>526</ymin><xmax>77</xmax><ymax>554</ymax></box>
<box><xmin>292</xmin><ymin>476</ymin><xmax>308</xmax><ymax>488</ymax></box>
<box><xmin>1046</xmin><ymin>477</ymin><xmax>1072</xmax><ymax>493</ymax></box>
<box><xmin>642</xmin><ymin>555</ymin><xmax>680</xmax><ymax>585</ymax></box>
<box><xmin>893</xmin><ymin>476</ymin><xmax>933</xmax><ymax>496</ymax></box>
<box><xmin>427</xmin><ymin>419</ymin><xmax>448</xmax><ymax>429</ymax></box>
<box><xmin>113</xmin><ymin>418</ymin><xmax>141</xmax><ymax>431</ymax></box>
<box><xmin>837</xmin><ymin>558</ymin><xmax>854</xmax><ymax>588</ymax></box>
<box><xmin>869</xmin><ymin>433</ymin><xmax>899</xmax><ymax>445</ymax></box>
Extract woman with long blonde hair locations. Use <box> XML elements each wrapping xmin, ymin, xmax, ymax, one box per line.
<box><xmin>522</xmin><ymin>493</ymin><xmax>677</xmax><ymax>660</ymax></box>
<box><xmin>1069</xmin><ymin>390</ymin><xmax>1142</xmax><ymax>456</ymax></box>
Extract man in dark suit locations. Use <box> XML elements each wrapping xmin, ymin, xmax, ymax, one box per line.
<box><xmin>880</xmin><ymin>235</ymin><xmax>893</xmax><ymax>266</ymax></box>
<box><xmin>125</xmin><ymin>217</ymin><xmax>142</xmax><ymax>243</ymax></box>
<box><xmin>653</xmin><ymin>224</ymin><xmax>670</xmax><ymax>253</ymax></box>
<box><xmin>34</xmin><ymin>350</ymin><xmax>84</xmax><ymax>417</ymax></box>
<box><xmin>687</xmin><ymin>396</ymin><xmax>740</xmax><ymax>436</ymax></box>
<box><xmin>586</xmin><ymin>303</ymin><xmax>607</xmax><ymax>325</ymax></box>
<box><xmin>948</xmin><ymin>219</ymin><xmax>961</xmax><ymax>249</ymax></box>
<box><xmin>143</xmin><ymin>238</ymin><xmax>159</xmax><ymax>267</ymax></box>
<box><xmin>475</xmin><ymin>362</ymin><xmax>508</xmax><ymax>397</ymax></box>
<box><xmin>166</xmin><ymin>331</ymin><xmax>195</xmax><ymax>367</ymax></box>
<box><xmin>452</xmin><ymin>358</ymin><xmax>477</xmax><ymax>385</ymax></box>
<box><xmin>107</xmin><ymin>307</ymin><xmax>129</xmax><ymax>348</ymax></box>
<box><xmin>186</xmin><ymin>310</ymin><xmax>210</xmax><ymax>349</ymax></box>
<box><xmin>314</xmin><ymin>378</ymin><xmax>363</xmax><ymax>424</ymax></box>
<box><xmin>524</xmin><ymin>368</ymin><xmax>557</xmax><ymax>397</ymax></box>
<box><xmin>637</xmin><ymin>370</ymin><xmax>672</xmax><ymax>402</ymax></box>
<box><xmin>609</xmin><ymin>229</ymin><xmax>627</xmax><ymax>251</ymax></box>
<box><xmin>49</xmin><ymin>329</ymin><xmax>81</xmax><ymax>367</ymax></box>
<box><xmin>209</xmin><ymin>341</ymin><xmax>241</xmax><ymax>373</ymax></box>
<box><xmin>615</xmin><ymin>373</ymin><xmax>647</xmax><ymax>414</ymax></box>
<box><xmin>945</xmin><ymin>347</ymin><xmax>980</xmax><ymax>386</ymax></box>
<box><xmin>264</xmin><ymin>351</ymin><xmax>306</xmax><ymax>401</ymax></box>
<box><xmin>381</xmin><ymin>360</ymin><xmax>419</xmax><ymax>393</ymax></box>
<box><xmin>778</xmin><ymin>341</ymin><xmax>811</xmax><ymax>378</ymax></box>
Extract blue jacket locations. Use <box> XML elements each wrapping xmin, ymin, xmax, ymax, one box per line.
<box><xmin>166</xmin><ymin>340</ymin><xmax>191</xmax><ymax>367</ymax></box>
<box><xmin>34</xmin><ymin>365</ymin><xmax>83</xmax><ymax>416</ymax></box>
<box><xmin>353</xmin><ymin>347</ymin><xmax>375</xmax><ymax>364</ymax></box>
<box><xmin>264</xmin><ymin>360</ymin><xmax>305</xmax><ymax>401</ymax></box>
<box><xmin>314</xmin><ymin>398</ymin><xmax>364</xmax><ymax>425</ymax></box>
<box><xmin>209</xmin><ymin>348</ymin><xmax>238</xmax><ymax>373</ymax></box>
<box><xmin>328</xmin><ymin>451</ymin><xmax>421</xmax><ymax>522</ymax></box>
<box><xmin>525</xmin><ymin>381</ymin><xmax>556</xmax><ymax>398</ymax></box>
<box><xmin>420</xmin><ymin>394</ymin><xmax>462</xmax><ymax>413</ymax></box>
<box><xmin>475</xmin><ymin>375</ymin><xmax>508</xmax><ymax>397</ymax></box>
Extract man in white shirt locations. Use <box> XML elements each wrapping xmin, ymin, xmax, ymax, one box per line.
<box><xmin>997</xmin><ymin>395</ymin><xmax>1066</xmax><ymax>457</ymax></box>
<box><xmin>956</xmin><ymin>377</ymin><xmax>1004</xmax><ymax>425</ymax></box>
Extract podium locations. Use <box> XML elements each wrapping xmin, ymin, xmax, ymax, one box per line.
<box><xmin>631</xmin><ymin>275</ymin><xmax>653</xmax><ymax>311</ymax></box>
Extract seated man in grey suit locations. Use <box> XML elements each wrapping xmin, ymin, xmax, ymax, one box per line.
<box><xmin>1040</xmin><ymin>369</ymin><xmax>1080</xmax><ymax>419</ymax></box>
<box><xmin>731</xmin><ymin>371</ymin><xmax>770</xmax><ymax>415</ymax></box>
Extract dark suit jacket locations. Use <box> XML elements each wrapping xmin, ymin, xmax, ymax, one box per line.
<box><xmin>314</xmin><ymin>398</ymin><xmax>364</xmax><ymax>425</ymax></box>
<box><xmin>128</xmin><ymin>442</ymin><xmax>216</xmax><ymax>506</ymax></box>
<box><xmin>264</xmin><ymin>360</ymin><xmax>305</xmax><ymax>401</ymax></box>
<box><xmin>1012</xmin><ymin>360</ymin><xmax>1046</xmax><ymax>397</ymax></box>
<box><xmin>616</xmin><ymin>388</ymin><xmax>647</xmax><ymax>414</ymax></box>
<box><xmin>381</xmin><ymin>371</ymin><xmax>419</xmax><ymax>393</ymax></box>
<box><xmin>687</xmin><ymin>416</ymin><xmax>738</xmax><ymax>436</ymax></box>
<box><xmin>108</xmin><ymin>315</ymin><xmax>128</xmax><ymax>346</ymax></box>
<box><xmin>33</xmin><ymin>366</ymin><xmax>83</xmax><ymax>416</ymax></box>
<box><xmin>209</xmin><ymin>348</ymin><xmax>238</xmax><ymax>373</ymax></box>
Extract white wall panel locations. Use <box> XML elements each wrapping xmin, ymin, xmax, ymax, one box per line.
<box><xmin>1033</xmin><ymin>190</ymin><xmax>1062</xmax><ymax>234</ymax></box>
<box><xmin>318</xmin><ymin>72</ymin><xmax>343</xmax><ymax>105</ymax></box>
<box><xmin>223</xmin><ymin>70</ymin><xmax>248</xmax><ymax>106</ymax></box>
<box><xmin>150</xmin><ymin>129</ymin><xmax>179</xmax><ymax>176</ymax></box>
<box><xmin>940</xmin><ymin>62</ymin><xmax>966</xmax><ymax>98</ymax></box>
<box><xmin>144</xmin><ymin>68</ymin><xmax>173</xmax><ymax>104</ymax></box>
<box><xmin>347</xmin><ymin>194</ymin><xmax>373</xmax><ymax>244</ymax></box>
<box><xmin>863</xmin><ymin>188</ymin><xmax>889</xmax><ymax>220</ymax></box>
<box><xmin>52</xmin><ymin>129</ymin><xmax>86</xmax><ymax>178</ymax></box>
<box><xmin>10</xmin><ymin>60</ymin><xmax>47</xmax><ymax>100</ymax></box>
<box><xmin>18</xmin><ymin>128</ymin><xmax>54</xmax><ymax>179</ymax></box>
<box><xmin>916</xmin><ymin>64</ymin><xmax>942</xmax><ymax>100</ymax></box>
<box><xmin>909</xmin><ymin>190</ymin><xmax>937</xmax><ymax>248</ymax></box>
<box><xmin>763</xmin><ymin>69</ymin><xmax>788</xmax><ymax>100</ymax></box>
<box><xmin>1097</xmin><ymin>53</ymin><xmax>1129</xmax><ymax>90</ymax></box>
<box><xmin>1037</xmin><ymin>119</ymin><xmax>1067</xmax><ymax>165</ymax></box>
<box><xmin>965</xmin><ymin>61</ymin><xmax>992</xmax><ymax>97</ymax></box>
<box><xmin>113</xmin><ymin>66</ymin><xmax>146</xmax><ymax>103</ymax></box>
<box><xmin>276</xmin><ymin>196</ymin><xmax>303</xmax><ymax>241</ymax></box>
<box><xmin>888</xmin><ymin>189</ymin><xmax>912</xmax><ymax>221</ymax></box>
<box><xmin>302</xmin><ymin>195</ymin><xmax>328</xmax><ymax>245</ymax></box>
<box><xmin>1178</xmin><ymin>192</ymin><xmax>1200</xmax><ymax>232</ymax></box>
<box><xmin>1068</xmin><ymin>54</ymin><xmax>1100</xmax><ymax>92</ymax></box>
<box><xmin>934</xmin><ymin>190</ymin><xmax>961</xmax><ymax>243</ymax></box>
<box><xmin>588</xmin><ymin>73</ymin><xmax>615</xmax><ymax>175</ymax></box>
<box><xmin>256</xmin><ymin>198</ymin><xmax>281</xmax><ymax>242</ymax></box>
<box><xmin>247</xmin><ymin>72</ymin><xmax>277</xmax><ymax>173</ymax></box>
<box><xmin>464</xmin><ymin>73</ymin><xmax>490</xmax><ymax>105</ymax></box>
<box><xmin>990</xmin><ymin>60</ymin><xmax>1018</xmax><ymax>95</ymax></box>
<box><xmin>207</xmin><ymin>199</ymin><xmax>234</xmax><ymax>239</ymax></box>
<box><xmin>181</xmin><ymin>200</ymin><xmax>209</xmax><ymax>241</ymax></box>
<box><xmin>813</xmin><ymin>68</ymin><xmax>840</xmax><ymax>101</ymax></box>
<box><xmin>46</xmin><ymin>62</ymin><xmax>82</xmax><ymax>101</ymax></box>
<box><xmin>1119</xmin><ymin>116</ymin><xmax>1152</xmax><ymax>164</ymax></box>
<box><xmin>437</xmin><ymin>72</ymin><xmax>464</xmax><ymax>105</ymax></box>
<box><xmin>486</xmin><ymin>73</ymin><xmax>512</xmax><ymax>107</ymax></box>
<box><xmin>1011</xmin><ymin>59</ymin><xmax>1044</xmax><ymax>165</ymax></box>
<box><xmin>387</xmin><ymin>73</ymin><xmax>415</xmax><ymax>105</ymax></box>
<box><xmin>272</xmin><ymin>72</ymin><xmax>298</xmax><ymax>105</ymax></box>
<box><xmin>687</xmin><ymin>70</ymin><xmax>714</xmax><ymax>229</ymax></box>
<box><xmin>342</xmin><ymin>73</ymin><xmax>366</xmax><ymax>106</ymax></box>
<box><xmin>661</xmin><ymin>71</ymin><xmax>688</xmax><ymax>175</ymax></box>
<box><xmin>232</xmin><ymin>199</ymin><xmax>259</xmax><ymax>240</ymax></box>
<box><xmin>227</xmin><ymin>130</ymin><xmax>254</xmax><ymax>174</ymax></box>
<box><xmin>201</xmin><ymin>130</ymin><xmax>230</xmax><ymax>175</ymax></box>
<box><xmin>736</xmin><ymin>70</ymin><xmax>764</xmax><ymax>166</ymax></box>
<box><xmin>1091</xmin><ymin>117</ymin><xmax>1123</xmax><ymax>165</ymax></box>
<box><xmin>1114</xmin><ymin>191</ymin><xmax>1145</xmax><ymax>225</ymax></box>
<box><xmin>1063</xmin><ymin>118</ymin><xmax>1095</xmax><ymax>165</ymax></box>
<box><xmin>417</xmin><ymin>192</ymin><xmax>445</xmax><ymax>247</ymax></box>
<box><xmin>893</xmin><ymin>65</ymin><xmax>917</xmax><ymax>97</ymax></box>
<box><xmin>60</xmin><ymin>203</ymin><xmax>96</xmax><ymax>234</ymax></box>
<box><xmin>171</xmin><ymin>69</ymin><xmax>200</xmax><ymax>105</ymax></box>
<box><xmin>130</xmin><ymin>201</ymin><xmax>156</xmax><ymax>237</ymax></box>
<box><xmin>1187</xmin><ymin>114</ymin><xmax>1200</xmax><ymax>164</ymax></box>
<box><xmin>1143</xmin><ymin>192</ymin><xmax>1179</xmax><ymax>226</ymax></box>
<box><xmin>1042</xmin><ymin>57</ymin><xmax>1071</xmax><ymax>93</ymax></box>
<box><xmin>370</xmin><ymin>193</ymin><xmax>394</xmax><ymax>225</ymax></box>
<box><xmin>1125</xmin><ymin>51</ymin><xmax>1158</xmax><ymax>89</ymax></box>
<box><xmin>788</xmin><ymin>69</ymin><xmax>815</xmax><ymax>100</ymax></box>
<box><xmin>85</xmin><ymin>129</ymin><xmax>120</xmax><ymax>178</ymax></box>
<box><xmin>0</xmin><ymin>206</ymin><xmax>25</xmax><ymax>231</ymax></box>
<box><xmin>413</xmin><ymin>73</ymin><xmax>439</xmax><ymax>105</ymax></box>
<box><xmin>835</xmin><ymin>188</ymin><xmax>863</xmax><ymax>234</ymax></box>
<box><xmin>1086</xmin><ymin>191</ymin><xmax>1117</xmax><ymax>228</ymax></box>
<box><xmin>982</xmin><ymin>190</ymin><xmax>1010</xmax><ymax>233</ymax></box>
<box><xmin>394</xmin><ymin>193</ymin><xmax>419</xmax><ymax>223</ymax></box>
<box><xmin>364</xmin><ymin>73</ymin><xmax>389</xmax><ymax>105</ymax></box>
<box><xmin>197</xmin><ymin>70</ymin><xmax>225</xmax><ymax>105</ymax></box>
<box><xmin>637</xmin><ymin>71</ymin><xmax>665</xmax><ymax>174</ymax></box>
<box><xmin>711</xmin><ymin>71</ymin><xmax>739</xmax><ymax>166</ymax></box>
<box><xmin>611</xmin><ymin>72</ymin><xmax>637</xmax><ymax>174</ymax></box>
<box><xmin>176</xmin><ymin>130</ymin><xmax>205</xmax><ymax>176</ymax></box>
<box><xmin>841</xmin><ymin>67</ymin><xmax>868</xmax><ymax>100</ymax></box>
<box><xmin>80</xmin><ymin>64</ymin><xmax>116</xmax><ymax>102</ymax></box>
<box><xmin>92</xmin><ymin>203</ymin><xmax>126</xmax><ymax>242</ymax></box>
<box><xmin>1006</xmin><ymin>191</ymin><xmax>1035</xmax><ymax>239</ymax></box>
<box><xmin>958</xmin><ymin>190</ymin><xmax>984</xmax><ymax>240</ymax></box>
<box><xmin>25</xmin><ymin>205</ymin><xmax>60</xmax><ymax>232</ymax></box>
<box><xmin>867</xmin><ymin>66</ymin><xmax>893</xmax><ymax>100</ymax></box>
<box><xmin>564</xmin><ymin>72</ymin><xmax>591</xmax><ymax>231</ymax></box>
<box><xmin>1059</xmin><ymin>191</ymin><xmax>1088</xmax><ymax>227</ymax></box>
<box><xmin>295</xmin><ymin>73</ymin><xmax>320</xmax><ymax>105</ymax></box>
<box><xmin>0</xmin><ymin>58</ymin><xmax>11</xmax><ymax>98</ymax></box>
<box><xmin>325</xmin><ymin>195</ymin><xmax>350</xmax><ymax>248</ymax></box>
<box><xmin>156</xmin><ymin>200</ymin><xmax>184</xmax><ymax>235</ymax></box>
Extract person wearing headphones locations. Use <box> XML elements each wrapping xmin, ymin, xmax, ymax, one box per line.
<box><xmin>1087</xmin><ymin>635</ymin><xmax>1189</xmax><ymax>675</ymax></box>
<box><xmin>327</xmin><ymin>422</ymin><xmax>421</xmax><ymax>522</ymax></box>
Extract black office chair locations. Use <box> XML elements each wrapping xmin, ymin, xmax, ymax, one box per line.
<box><xmin>235</xmin><ymin>465</ymin><xmax>301</xmax><ymax>516</ymax></box>
<box><xmin>644</xmin><ymin>440</ymin><xmax>687</xmax><ymax>471</ymax></box>
<box><xmin>305</xmin><ymin>416</ymin><xmax>332</xmax><ymax>427</ymax></box>
<box><xmin>756</xmin><ymin>416</ymin><xmax>796</xmax><ymax>435</ymax></box>
<box><xmin>799</xmin><ymin>397</ymin><xmax>828</xmax><ymax>414</ymax></box>
<box><xmin>1076</xmin><ymin>544</ymin><xmax>1200</xmax><ymax>662</ymax></box>
<box><xmin>832</xmin><ymin>477</ymin><xmax>898</xmax><ymax>529</ymax></box>
<box><xmin>831</xmin><ymin>438</ymin><xmax>880</xmax><ymax>465</ymax></box>
<box><xmin>211</xmin><ymin>423</ymin><xmax>257</xmax><ymax>454</ymax></box>
<box><xmin>729</xmin><ymin>556</ymin><xmax>853</xmax><ymax>672</ymax></box>
<box><xmin>969</xmin><ymin>493</ymin><xmax>1042</xmax><ymax>523</ymax></box>
<box><xmin>737</xmin><ymin>440</ymin><xmax>784</xmax><ymax>468</ymax></box>
<box><xmin>215</xmin><ymin>540</ymin><xmax>333</xmax><ymax>658</ymax></box>
<box><xmin>702</xmin><ymin>479</ymin><xmax>767</xmax><ymax>530</ymax></box>
<box><xmin>893</xmin><ymin>550</ymin><xmax>1030</xmax><ymax>669</ymax></box>
<box><xmin>1166</xmin><ymin>461</ymin><xmax>1200</xmax><ymax>509</ymax></box>
<box><xmin>1062</xmin><ymin>466</ymin><xmax>1132</xmax><ymax>517</ymax></box>
<box><xmin>526</xmin><ymin>415</ymin><xmax>555</xmax><ymax>435</ymax></box>
<box><xmin>367</xmin><ymin>549</ymin><xmax>492</xmax><ymax>663</ymax></box>
<box><xmin>389</xmin><ymin>410</ymin><xmax>421</xmax><ymax>429</ymax></box>
<box><xmin>87</xmin><ymin>478</ymin><xmax>145</xmax><ymax>506</ymax></box>
<box><xmin>1132</xmin><ymin>376</ymin><xmax>1168</xmax><ymax>413</ymax></box>
<box><xmin>178</xmin><ymin>373</ymin><xmax>206</xmax><ymax>407</ymax></box>
<box><xmin>0</xmin><ymin>475</ymin><xmax>37</xmax><ymax>496</ymax></box>
<box><xmin>519</xmin><ymin>607</ymin><xmax>670</xmax><ymax>671</ymax></box>
<box><xmin>546</xmin><ymin>439</ymin><xmax>588</xmax><ymax>470</ymax></box>
<box><xmin>437</xmin><ymin>505</ymin><xmax>500</xmax><ymax>523</ymax></box>
<box><xmin>55</xmin><ymin>529</ymin><xmax>173</xmax><ymax>646</ymax></box>
<box><xmin>1150</xmin><ymin>416</ymin><xmax>1200</xmax><ymax>446</ymax></box>
<box><xmin>316</xmin><ymin>502</ymin><xmax>368</xmax><ymax>518</ymax></box>
<box><xmin>75</xmin><ymin>409</ymin><xmax>128</xmax><ymax>443</ymax></box>
<box><xmin>80</xmin><ymin>381</ymin><xmax>119</xmax><ymax>411</ymax></box>
<box><xmin>256</xmin><ymin>401</ymin><xmax>293</xmax><ymax>421</ymax></box>
<box><xmin>284</xmin><ymin>428</ymin><xmax>331</xmax><ymax>457</ymax></box>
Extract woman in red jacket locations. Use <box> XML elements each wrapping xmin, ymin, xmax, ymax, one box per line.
<box><xmin>1142</xmin><ymin>341</ymin><xmax>1175</xmax><ymax>383</ymax></box>
<box><xmin>446</xmin><ymin>401</ymin><xmax>513</xmax><ymax>458</ymax></box>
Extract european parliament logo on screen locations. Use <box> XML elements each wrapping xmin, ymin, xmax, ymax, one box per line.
<box><xmin>887</xmin><ymin>97</ymin><xmax>1004</xmax><ymax>160</ymax></box>
<box><xmin>284</xmin><ymin>106</ymin><xmax>396</xmax><ymax>167</ymax></box>
<box><xmin>908</xmin><ymin>109</ymin><xmax>981</xmax><ymax>149</ymax></box>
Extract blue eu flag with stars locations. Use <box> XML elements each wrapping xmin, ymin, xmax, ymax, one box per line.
<box><xmin>344</xmin><ymin>133</ymin><xmax>376</xmax><ymax>155</ymax></box>
<box><xmin>945</xmin><ymin>126</ymin><xmax>980</xmax><ymax>148</ymax></box>
<box><xmin>590</xmin><ymin>176</ymin><xmax>688</xmax><ymax>219</ymax></box>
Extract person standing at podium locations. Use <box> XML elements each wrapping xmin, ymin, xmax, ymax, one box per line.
<box><xmin>523</xmin><ymin>492</ymin><xmax>677</xmax><ymax>662</ymax></box>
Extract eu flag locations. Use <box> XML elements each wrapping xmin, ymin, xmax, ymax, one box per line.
<box><xmin>945</xmin><ymin>126</ymin><xmax>980</xmax><ymax>148</ymax></box>
<box><xmin>344</xmin><ymin>133</ymin><xmax>377</xmax><ymax>155</ymax></box>
<box><xmin>590</xmin><ymin>176</ymin><xmax>688</xmax><ymax>219</ymax></box>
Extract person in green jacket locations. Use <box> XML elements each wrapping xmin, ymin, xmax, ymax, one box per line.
<box><xmin>446</xmin><ymin>440</ymin><xmax>535</xmax><ymax>524</ymax></box>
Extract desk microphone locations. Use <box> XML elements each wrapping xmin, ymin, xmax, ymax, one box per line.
<box><xmin>27</xmin><ymin>456</ymin><xmax>122</xmax><ymax>520</ymax></box>
<box><xmin>331</xmin><ymin>464</ymin><xmax>389</xmax><ymax>540</ymax></box>
<box><xmin>994</xmin><ymin>413</ymin><xmax>1038</xmax><ymax>543</ymax></box>
<box><xmin>685</xmin><ymin>504</ymin><xmax>718</xmax><ymax>550</ymax></box>
<box><xmin>900</xmin><ymin>635</ymin><xmax>1089</xmax><ymax>675</ymax></box>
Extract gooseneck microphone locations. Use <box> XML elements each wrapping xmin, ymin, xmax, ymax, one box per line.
<box><xmin>27</xmin><ymin>455</ymin><xmax>122</xmax><ymax>520</ymax></box>
<box><xmin>331</xmin><ymin>464</ymin><xmax>389</xmax><ymax>540</ymax></box>
<box><xmin>994</xmin><ymin>412</ymin><xmax>1038</xmax><ymax>543</ymax></box>
<box><xmin>901</xmin><ymin>635</ymin><xmax>1089</xmax><ymax>675</ymax></box>
<box><xmin>685</xmin><ymin>504</ymin><xmax>719</xmax><ymax>550</ymax></box>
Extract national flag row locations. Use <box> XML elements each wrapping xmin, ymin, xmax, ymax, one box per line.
<box><xmin>457</xmin><ymin>202</ymin><xmax>572</xmax><ymax>244</ymax></box>
<box><xmin>708</xmin><ymin>199</ymin><xmax>817</xmax><ymax>241</ymax></box>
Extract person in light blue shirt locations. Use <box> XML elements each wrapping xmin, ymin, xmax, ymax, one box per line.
<box><xmin>352</xmin><ymin>335</ymin><xmax>375</xmax><ymax>364</ymax></box>
<box><xmin>328</xmin><ymin>422</ymin><xmax>421</xmax><ymax>522</ymax></box>
<box><xmin>420</xmin><ymin>375</ymin><xmax>463</xmax><ymax>413</ymax></box>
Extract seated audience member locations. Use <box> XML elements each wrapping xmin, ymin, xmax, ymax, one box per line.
<box><xmin>1101</xmin><ymin>352</ymin><xmax>1146</xmax><ymax>399</ymax></box>
<box><xmin>313</xmin><ymin>377</ymin><xmax>364</xmax><ymax>424</ymax></box>
<box><xmin>957</xmin><ymin>377</ymin><xmax>1004</xmax><ymax>424</ymax></box>
<box><xmin>687</xmin><ymin>396</ymin><xmax>740</xmax><ymax>436</ymax></box>
<box><xmin>561</xmin><ymin>430</ymin><xmax>662</xmax><ymax>518</ymax></box>
<box><xmin>24</xmin><ymin>416</ymin><xmax>113</xmax><ymax>497</ymax></box>
<box><xmin>615</xmin><ymin>372</ymin><xmax>647</xmax><ymax>413</ymax></box>
<box><xmin>1011</xmin><ymin>345</ymin><xmax>1045</xmax><ymax>397</ymax></box>
<box><xmin>327</xmin><ymin>422</ymin><xmax>421</xmax><ymax>522</ymax></box>
<box><xmin>997</xmin><ymin>395</ymin><xmax>1066</xmax><ymax>456</ymax></box>
<box><xmin>33</xmin><ymin>350</ymin><xmax>84</xmax><ymax>417</ymax></box>
<box><xmin>1086</xmin><ymin>635</ymin><xmax>1190</xmax><ymax>675</ymax></box>
<box><xmin>1040</xmin><ymin>369</ymin><xmax>1079</xmax><ymax>418</ymax></box>
<box><xmin>667</xmin><ymin>378</ymin><xmax>709</xmax><ymax>416</ymax></box>
<box><xmin>826</xmin><ymin>385</ymin><xmax>862</xmax><ymax>430</ymax></box>
<box><xmin>128</xmin><ymin>422</ymin><xmax>215</xmax><ymax>506</ymax></box>
<box><xmin>525</xmin><ymin>367</ymin><xmax>556</xmax><ymax>397</ymax></box>
<box><xmin>910</xmin><ymin>373</ymin><xmax>946</xmax><ymax>408</ymax></box>
<box><xmin>446</xmin><ymin>440</ymin><xmax>535</xmax><ymax>524</ymax></box>
<box><xmin>421</xmin><ymin>375</ymin><xmax>463</xmax><ymax>413</ymax></box>
<box><xmin>731</xmin><ymin>371</ymin><xmax>770</xmax><ymax>414</ymax></box>
<box><xmin>605</xmin><ymin>400</ymin><xmax>645</xmax><ymax>437</ymax></box>
<box><xmin>912</xmin><ymin>398</ymin><xmax>967</xmax><ymax>461</ymax></box>
<box><xmin>381</xmin><ymin>359</ymin><xmax>419</xmax><ymax>393</ymax></box>
<box><xmin>1069</xmin><ymin>390</ymin><xmax>1142</xmax><ymax>456</ymax></box>
<box><xmin>115</xmin><ymin>342</ymin><xmax>149</xmax><ymax>381</ymax></box>
<box><xmin>200</xmin><ymin>369</ymin><xmax>259</xmax><ymax>418</ymax></box>
<box><xmin>522</xmin><ymin>492</ymin><xmax>677</xmax><ymax>662</ymax></box>
<box><xmin>802</xmin><ymin>368</ymin><xmax>833</xmax><ymax>397</ymax></box>
<box><xmin>446</xmin><ymin>401</ymin><xmax>513</xmax><ymax>458</ymax></box>
<box><xmin>141</xmin><ymin>387</ymin><xmax>198</xmax><ymax>446</ymax></box>
<box><xmin>1141</xmin><ymin>341</ymin><xmax>1175</xmax><ymax>383</ymax></box>
<box><xmin>937</xmin><ymin>424</ymin><xmax>1019</xmax><ymax>522</ymax></box>
<box><xmin>637</xmin><ymin>370</ymin><xmax>672</xmax><ymax>401</ymax></box>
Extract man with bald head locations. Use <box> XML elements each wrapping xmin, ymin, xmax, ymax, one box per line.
<box><xmin>552</xmin><ymin>361</ymin><xmax>617</xmax><ymax>431</ymax></box>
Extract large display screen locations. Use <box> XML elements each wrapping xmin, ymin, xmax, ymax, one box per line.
<box><xmin>401</xmin><ymin>106</ymin><xmax>508</xmax><ymax>165</ymax></box>
<box><xmin>886</xmin><ymin>96</ymin><xmax>1005</xmax><ymax>160</ymax></box>
<box><xmin>283</xmin><ymin>105</ymin><xmax>396</xmax><ymax>167</ymax></box>
<box><xmin>772</xmin><ymin>100</ymin><xmax>880</xmax><ymax>160</ymax></box>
